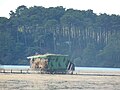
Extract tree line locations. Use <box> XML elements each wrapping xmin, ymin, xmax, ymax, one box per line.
<box><xmin>0</xmin><ymin>5</ymin><xmax>120</xmax><ymax>67</ymax></box>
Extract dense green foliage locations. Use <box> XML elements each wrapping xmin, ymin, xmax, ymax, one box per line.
<box><xmin>0</xmin><ymin>5</ymin><xmax>120</xmax><ymax>67</ymax></box>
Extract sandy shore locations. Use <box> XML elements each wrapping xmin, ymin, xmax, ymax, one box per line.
<box><xmin>0</xmin><ymin>71</ymin><xmax>120</xmax><ymax>90</ymax></box>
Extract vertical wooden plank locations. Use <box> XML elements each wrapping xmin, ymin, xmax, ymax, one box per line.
<box><xmin>20</xmin><ymin>70</ymin><xmax>22</xmax><ymax>73</ymax></box>
<box><xmin>11</xmin><ymin>69</ymin><xmax>12</xmax><ymax>73</ymax></box>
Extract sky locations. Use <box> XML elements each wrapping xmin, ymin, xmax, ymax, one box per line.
<box><xmin>0</xmin><ymin>0</ymin><xmax>120</xmax><ymax>18</ymax></box>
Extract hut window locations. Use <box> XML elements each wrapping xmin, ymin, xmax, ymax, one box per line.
<box><xmin>58</xmin><ymin>62</ymin><xmax>61</xmax><ymax>67</ymax></box>
<box><xmin>51</xmin><ymin>63</ymin><xmax>53</xmax><ymax>67</ymax></box>
<box><xmin>63</xmin><ymin>58</ymin><xmax>66</xmax><ymax>62</ymax></box>
<box><xmin>56</xmin><ymin>58</ymin><xmax>58</xmax><ymax>62</ymax></box>
<box><xmin>65</xmin><ymin>61</ymin><xmax>69</xmax><ymax>66</ymax></box>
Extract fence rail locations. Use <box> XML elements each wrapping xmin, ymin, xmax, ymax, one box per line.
<box><xmin>0</xmin><ymin>68</ymin><xmax>57</xmax><ymax>74</ymax></box>
<box><xmin>0</xmin><ymin>68</ymin><xmax>29</xmax><ymax>73</ymax></box>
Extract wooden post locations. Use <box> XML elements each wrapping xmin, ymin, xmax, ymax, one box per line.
<box><xmin>20</xmin><ymin>70</ymin><xmax>22</xmax><ymax>73</ymax></box>
<box><xmin>3</xmin><ymin>69</ymin><xmax>5</xmax><ymax>73</ymax></box>
<box><xmin>27</xmin><ymin>69</ymin><xmax>29</xmax><ymax>73</ymax></box>
<box><xmin>11</xmin><ymin>69</ymin><xmax>12</xmax><ymax>73</ymax></box>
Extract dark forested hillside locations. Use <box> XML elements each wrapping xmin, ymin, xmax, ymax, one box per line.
<box><xmin>0</xmin><ymin>5</ymin><xmax>120</xmax><ymax>67</ymax></box>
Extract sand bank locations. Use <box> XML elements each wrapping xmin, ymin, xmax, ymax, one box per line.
<box><xmin>0</xmin><ymin>70</ymin><xmax>120</xmax><ymax>90</ymax></box>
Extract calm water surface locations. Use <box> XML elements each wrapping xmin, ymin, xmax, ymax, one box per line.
<box><xmin>1</xmin><ymin>65</ymin><xmax>120</xmax><ymax>71</ymax></box>
<box><xmin>0</xmin><ymin>65</ymin><xmax>30</xmax><ymax>69</ymax></box>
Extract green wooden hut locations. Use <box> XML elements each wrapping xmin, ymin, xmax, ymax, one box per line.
<box><xmin>27</xmin><ymin>54</ymin><xmax>75</xmax><ymax>74</ymax></box>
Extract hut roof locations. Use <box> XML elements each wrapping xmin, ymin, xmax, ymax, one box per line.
<box><xmin>27</xmin><ymin>54</ymin><xmax>68</xmax><ymax>59</ymax></box>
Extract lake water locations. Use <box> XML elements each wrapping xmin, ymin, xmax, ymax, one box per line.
<box><xmin>0</xmin><ymin>65</ymin><xmax>30</xmax><ymax>69</ymax></box>
<box><xmin>1</xmin><ymin>65</ymin><xmax>120</xmax><ymax>72</ymax></box>
<box><xmin>75</xmin><ymin>67</ymin><xmax>120</xmax><ymax>71</ymax></box>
